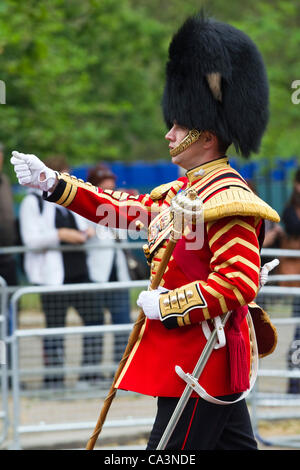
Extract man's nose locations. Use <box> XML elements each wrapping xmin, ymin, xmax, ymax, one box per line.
<box><xmin>165</xmin><ymin>126</ymin><xmax>175</xmax><ymax>141</ymax></box>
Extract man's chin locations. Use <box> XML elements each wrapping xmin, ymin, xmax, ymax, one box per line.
<box><xmin>171</xmin><ymin>153</ymin><xmax>186</xmax><ymax>169</ymax></box>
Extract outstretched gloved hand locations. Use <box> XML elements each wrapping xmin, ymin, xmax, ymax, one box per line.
<box><xmin>10</xmin><ymin>151</ymin><xmax>58</xmax><ymax>192</ymax></box>
<box><xmin>137</xmin><ymin>286</ymin><xmax>168</xmax><ymax>320</ymax></box>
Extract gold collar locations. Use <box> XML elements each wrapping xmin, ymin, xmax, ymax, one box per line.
<box><xmin>186</xmin><ymin>157</ymin><xmax>229</xmax><ymax>185</ymax></box>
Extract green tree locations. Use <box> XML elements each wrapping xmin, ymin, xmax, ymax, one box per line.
<box><xmin>0</xmin><ymin>0</ymin><xmax>170</xmax><ymax>167</ymax></box>
<box><xmin>0</xmin><ymin>0</ymin><xmax>299</xmax><ymax>172</ymax></box>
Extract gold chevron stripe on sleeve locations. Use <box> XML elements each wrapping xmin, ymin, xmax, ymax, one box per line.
<box><xmin>204</xmin><ymin>285</ymin><xmax>228</xmax><ymax>314</ymax></box>
<box><xmin>226</xmin><ymin>272</ymin><xmax>258</xmax><ymax>294</ymax></box>
<box><xmin>207</xmin><ymin>274</ymin><xmax>246</xmax><ymax>306</ymax></box>
<box><xmin>208</xmin><ymin>218</ymin><xmax>256</xmax><ymax>247</ymax></box>
<box><xmin>211</xmin><ymin>237</ymin><xmax>259</xmax><ymax>264</ymax></box>
<box><xmin>214</xmin><ymin>255</ymin><xmax>260</xmax><ymax>275</ymax></box>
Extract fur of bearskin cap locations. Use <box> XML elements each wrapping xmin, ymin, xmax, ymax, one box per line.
<box><xmin>162</xmin><ymin>13</ymin><xmax>269</xmax><ymax>158</ymax></box>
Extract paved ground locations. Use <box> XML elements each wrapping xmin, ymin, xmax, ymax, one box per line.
<box><xmin>1</xmin><ymin>390</ymin><xmax>300</xmax><ymax>450</ymax></box>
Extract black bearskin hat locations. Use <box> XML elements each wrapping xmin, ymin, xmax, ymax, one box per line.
<box><xmin>162</xmin><ymin>13</ymin><xmax>269</xmax><ymax>158</ymax></box>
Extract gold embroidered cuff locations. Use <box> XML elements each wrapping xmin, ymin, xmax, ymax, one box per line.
<box><xmin>159</xmin><ymin>282</ymin><xmax>207</xmax><ymax>329</ymax></box>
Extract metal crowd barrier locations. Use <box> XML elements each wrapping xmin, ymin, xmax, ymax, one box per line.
<box><xmin>9</xmin><ymin>280</ymin><xmax>155</xmax><ymax>450</ymax></box>
<box><xmin>1</xmin><ymin>244</ymin><xmax>300</xmax><ymax>449</ymax></box>
<box><xmin>1</xmin><ymin>244</ymin><xmax>299</xmax><ymax>257</ymax></box>
<box><xmin>0</xmin><ymin>276</ymin><xmax>9</xmax><ymax>445</ymax></box>
<box><xmin>250</xmin><ymin>286</ymin><xmax>300</xmax><ymax>449</ymax></box>
<box><xmin>0</xmin><ymin>241</ymin><xmax>145</xmax><ymax>256</ymax></box>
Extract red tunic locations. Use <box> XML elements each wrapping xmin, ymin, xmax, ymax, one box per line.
<box><xmin>45</xmin><ymin>157</ymin><xmax>279</xmax><ymax>397</ymax></box>
<box><xmin>114</xmin><ymin>215</ymin><xmax>258</xmax><ymax>397</ymax></box>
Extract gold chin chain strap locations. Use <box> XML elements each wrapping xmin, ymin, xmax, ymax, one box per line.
<box><xmin>170</xmin><ymin>129</ymin><xmax>201</xmax><ymax>157</ymax></box>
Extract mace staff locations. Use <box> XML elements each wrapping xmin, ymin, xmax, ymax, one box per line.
<box><xmin>85</xmin><ymin>189</ymin><xmax>203</xmax><ymax>450</ymax></box>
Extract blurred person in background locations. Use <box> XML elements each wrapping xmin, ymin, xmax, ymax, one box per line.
<box><xmin>262</xmin><ymin>220</ymin><xmax>284</xmax><ymax>266</ymax></box>
<box><xmin>0</xmin><ymin>142</ymin><xmax>18</xmax><ymax>286</ymax></box>
<box><xmin>246</xmin><ymin>179</ymin><xmax>284</xmax><ymax>253</ymax></box>
<box><xmin>86</xmin><ymin>163</ymin><xmax>131</xmax><ymax>369</ymax></box>
<box><xmin>280</xmin><ymin>168</ymin><xmax>300</xmax><ymax>394</ymax></box>
<box><xmin>263</xmin><ymin>220</ymin><xmax>284</xmax><ymax>250</ymax></box>
<box><xmin>19</xmin><ymin>155</ymin><xmax>103</xmax><ymax>389</ymax></box>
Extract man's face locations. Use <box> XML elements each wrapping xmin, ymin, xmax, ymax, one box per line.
<box><xmin>165</xmin><ymin>123</ymin><xmax>189</xmax><ymax>151</ymax></box>
<box><xmin>165</xmin><ymin>123</ymin><xmax>203</xmax><ymax>169</ymax></box>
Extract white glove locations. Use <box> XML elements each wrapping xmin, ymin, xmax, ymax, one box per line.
<box><xmin>10</xmin><ymin>151</ymin><xmax>57</xmax><ymax>192</ymax></box>
<box><xmin>137</xmin><ymin>286</ymin><xmax>168</xmax><ymax>320</ymax></box>
<box><xmin>259</xmin><ymin>258</ymin><xmax>280</xmax><ymax>287</ymax></box>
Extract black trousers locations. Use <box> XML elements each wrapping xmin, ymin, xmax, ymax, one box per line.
<box><xmin>0</xmin><ymin>256</ymin><xmax>18</xmax><ymax>286</ymax></box>
<box><xmin>147</xmin><ymin>395</ymin><xmax>258</xmax><ymax>451</ymax></box>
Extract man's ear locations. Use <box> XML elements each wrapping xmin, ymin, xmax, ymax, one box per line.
<box><xmin>202</xmin><ymin>131</ymin><xmax>217</xmax><ymax>148</ymax></box>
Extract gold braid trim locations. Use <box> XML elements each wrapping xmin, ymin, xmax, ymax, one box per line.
<box><xmin>170</xmin><ymin>129</ymin><xmax>201</xmax><ymax>157</ymax></box>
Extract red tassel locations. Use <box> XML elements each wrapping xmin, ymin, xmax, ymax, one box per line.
<box><xmin>227</xmin><ymin>306</ymin><xmax>250</xmax><ymax>392</ymax></box>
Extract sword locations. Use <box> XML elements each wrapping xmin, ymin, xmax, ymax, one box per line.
<box><xmin>156</xmin><ymin>258</ymin><xmax>279</xmax><ymax>450</ymax></box>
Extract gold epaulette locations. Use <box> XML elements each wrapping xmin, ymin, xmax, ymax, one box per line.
<box><xmin>203</xmin><ymin>186</ymin><xmax>280</xmax><ymax>223</ymax></box>
<box><xmin>150</xmin><ymin>180</ymin><xmax>182</xmax><ymax>201</ymax></box>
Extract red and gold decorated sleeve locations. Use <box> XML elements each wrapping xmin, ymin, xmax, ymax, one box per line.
<box><xmin>159</xmin><ymin>215</ymin><xmax>261</xmax><ymax>328</ymax></box>
<box><xmin>45</xmin><ymin>172</ymin><xmax>162</xmax><ymax>230</ymax></box>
